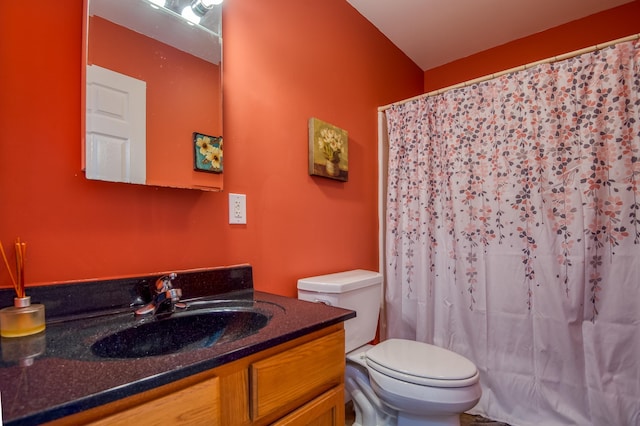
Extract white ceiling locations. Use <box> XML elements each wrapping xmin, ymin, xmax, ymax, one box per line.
<box><xmin>347</xmin><ymin>0</ymin><xmax>635</xmax><ymax>71</ymax></box>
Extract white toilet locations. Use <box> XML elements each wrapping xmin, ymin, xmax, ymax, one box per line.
<box><xmin>298</xmin><ymin>270</ymin><xmax>481</xmax><ymax>426</ymax></box>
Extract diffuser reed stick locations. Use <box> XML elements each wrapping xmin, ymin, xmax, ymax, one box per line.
<box><xmin>15</xmin><ymin>239</ymin><xmax>26</xmax><ymax>298</ymax></box>
<box><xmin>0</xmin><ymin>239</ymin><xmax>18</xmax><ymax>296</ymax></box>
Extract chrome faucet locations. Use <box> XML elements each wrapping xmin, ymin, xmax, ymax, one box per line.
<box><xmin>135</xmin><ymin>273</ymin><xmax>186</xmax><ymax>316</ymax></box>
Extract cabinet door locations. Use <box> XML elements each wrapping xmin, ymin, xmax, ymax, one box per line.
<box><xmin>250</xmin><ymin>330</ymin><xmax>345</xmax><ymax>423</ymax></box>
<box><xmin>272</xmin><ymin>385</ymin><xmax>345</xmax><ymax>426</ymax></box>
<box><xmin>86</xmin><ymin>376</ymin><xmax>219</xmax><ymax>426</ymax></box>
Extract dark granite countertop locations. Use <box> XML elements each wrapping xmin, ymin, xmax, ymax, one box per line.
<box><xmin>0</xmin><ymin>266</ymin><xmax>354</xmax><ymax>425</ymax></box>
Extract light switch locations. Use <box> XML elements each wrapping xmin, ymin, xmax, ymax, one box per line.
<box><xmin>229</xmin><ymin>193</ymin><xmax>247</xmax><ymax>224</ymax></box>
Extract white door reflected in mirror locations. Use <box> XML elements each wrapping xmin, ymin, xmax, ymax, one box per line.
<box><xmin>86</xmin><ymin>65</ymin><xmax>146</xmax><ymax>184</ymax></box>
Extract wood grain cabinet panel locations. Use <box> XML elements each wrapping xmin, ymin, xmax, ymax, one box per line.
<box><xmin>272</xmin><ymin>385</ymin><xmax>345</xmax><ymax>426</ymax></box>
<box><xmin>249</xmin><ymin>330</ymin><xmax>345</xmax><ymax>422</ymax></box>
<box><xmin>87</xmin><ymin>377</ymin><xmax>219</xmax><ymax>426</ymax></box>
<box><xmin>48</xmin><ymin>376</ymin><xmax>220</xmax><ymax>426</ymax></box>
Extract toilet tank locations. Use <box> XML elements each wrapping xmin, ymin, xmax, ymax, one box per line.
<box><xmin>297</xmin><ymin>270</ymin><xmax>382</xmax><ymax>353</ymax></box>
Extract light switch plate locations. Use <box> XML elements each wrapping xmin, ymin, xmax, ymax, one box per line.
<box><xmin>229</xmin><ymin>193</ymin><xmax>247</xmax><ymax>224</ymax></box>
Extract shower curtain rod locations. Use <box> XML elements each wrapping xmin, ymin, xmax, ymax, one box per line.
<box><xmin>378</xmin><ymin>33</ymin><xmax>640</xmax><ymax>112</ymax></box>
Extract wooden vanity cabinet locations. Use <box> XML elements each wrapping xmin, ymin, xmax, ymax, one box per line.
<box><xmin>47</xmin><ymin>324</ymin><xmax>345</xmax><ymax>426</ymax></box>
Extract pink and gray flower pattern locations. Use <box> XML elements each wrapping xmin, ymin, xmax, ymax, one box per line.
<box><xmin>386</xmin><ymin>39</ymin><xmax>640</xmax><ymax>320</ymax></box>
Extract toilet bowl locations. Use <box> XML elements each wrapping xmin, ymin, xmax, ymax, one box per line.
<box><xmin>297</xmin><ymin>270</ymin><xmax>481</xmax><ymax>426</ymax></box>
<box><xmin>345</xmin><ymin>340</ymin><xmax>481</xmax><ymax>426</ymax></box>
<box><xmin>365</xmin><ymin>339</ymin><xmax>481</xmax><ymax>425</ymax></box>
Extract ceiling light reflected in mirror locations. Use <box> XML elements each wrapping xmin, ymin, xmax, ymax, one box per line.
<box><xmin>181</xmin><ymin>6</ymin><xmax>202</xmax><ymax>24</ymax></box>
<box><xmin>145</xmin><ymin>0</ymin><xmax>223</xmax><ymax>28</ymax></box>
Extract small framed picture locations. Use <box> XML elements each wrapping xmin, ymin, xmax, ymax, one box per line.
<box><xmin>308</xmin><ymin>118</ymin><xmax>348</xmax><ymax>181</ymax></box>
<box><xmin>193</xmin><ymin>132</ymin><xmax>223</xmax><ymax>173</ymax></box>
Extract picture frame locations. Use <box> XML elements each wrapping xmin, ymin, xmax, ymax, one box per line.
<box><xmin>308</xmin><ymin>117</ymin><xmax>348</xmax><ymax>181</ymax></box>
<box><xmin>193</xmin><ymin>132</ymin><xmax>223</xmax><ymax>173</ymax></box>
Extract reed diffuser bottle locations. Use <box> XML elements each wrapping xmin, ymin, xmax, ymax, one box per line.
<box><xmin>0</xmin><ymin>238</ymin><xmax>46</xmax><ymax>338</ymax></box>
<box><xmin>0</xmin><ymin>296</ymin><xmax>46</xmax><ymax>338</ymax></box>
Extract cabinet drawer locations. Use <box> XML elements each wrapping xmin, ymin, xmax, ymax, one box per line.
<box><xmin>272</xmin><ymin>385</ymin><xmax>344</xmax><ymax>426</ymax></box>
<box><xmin>250</xmin><ymin>329</ymin><xmax>345</xmax><ymax>422</ymax></box>
<box><xmin>86</xmin><ymin>376</ymin><xmax>220</xmax><ymax>426</ymax></box>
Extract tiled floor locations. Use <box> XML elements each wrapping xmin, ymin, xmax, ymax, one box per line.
<box><xmin>345</xmin><ymin>402</ymin><xmax>510</xmax><ymax>425</ymax></box>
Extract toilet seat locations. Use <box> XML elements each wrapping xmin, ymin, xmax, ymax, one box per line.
<box><xmin>366</xmin><ymin>339</ymin><xmax>479</xmax><ymax>388</ymax></box>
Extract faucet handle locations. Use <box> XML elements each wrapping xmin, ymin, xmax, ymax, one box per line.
<box><xmin>135</xmin><ymin>273</ymin><xmax>183</xmax><ymax>316</ymax></box>
<box><xmin>155</xmin><ymin>288</ymin><xmax>183</xmax><ymax>306</ymax></box>
<box><xmin>155</xmin><ymin>273</ymin><xmax>177</xmax><ymax>293</ymax></box>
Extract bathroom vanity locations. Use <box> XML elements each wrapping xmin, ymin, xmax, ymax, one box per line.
<box><xmin>0</xmin><ymin>266</ymin><xmax>354</xmax><ymax>425</ymax></box>
<box><xmin>51</xmin><ymin>325</ymin><xmax>345</xmax><ymax>425</ymax></box>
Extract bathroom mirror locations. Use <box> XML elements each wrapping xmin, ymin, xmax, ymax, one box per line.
<box><xmin>83</xmin><ymin>0</ymin><xmax>223</xmax><ymax>191</ymax></box>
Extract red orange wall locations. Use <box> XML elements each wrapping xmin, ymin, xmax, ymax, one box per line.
<box><xmin>0</xmin><ymin>1</ymin><xmax>422</xmax><ymax>296</ymax></box>
<box><xmin>424</xmin><ymin>1</ymin><xmax>640</xmax><ymax>92</ymax></box>
<box><xmin>89</xmin><ymin>16</ymin><xmax>223</xmax><ymax>189</ymax></box>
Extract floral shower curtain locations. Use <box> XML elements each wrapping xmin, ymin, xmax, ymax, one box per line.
<box><xmin>384</xmin><ymin>39</ymin><xmax>640</xmax><ymax>426</ymax></box>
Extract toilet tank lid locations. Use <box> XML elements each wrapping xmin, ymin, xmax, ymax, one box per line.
<box><xmin>297</xmin><ymin>270</ymin><xmax>382</xmax><ymax>293</ymax></box>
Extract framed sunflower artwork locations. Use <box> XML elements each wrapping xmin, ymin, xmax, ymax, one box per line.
<box><xmin>193</xmin><ymin>132</ymin><xmax>223</xmax><ymax>173</ymax></box>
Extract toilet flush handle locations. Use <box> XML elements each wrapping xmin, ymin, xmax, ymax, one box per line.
<box><xmin>313</xmin><ymin>298</ymin><xmax>332</xmax><ymax>306</ymax></box>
